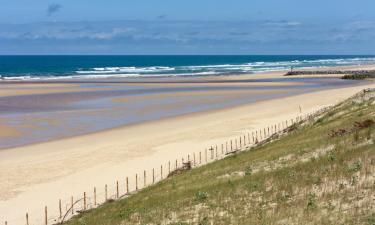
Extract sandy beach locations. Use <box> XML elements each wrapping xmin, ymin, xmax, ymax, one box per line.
<box><xmin>1</xmin><ymin>68</ymin><xmax>375</xmax><ymax>224</ymax></box>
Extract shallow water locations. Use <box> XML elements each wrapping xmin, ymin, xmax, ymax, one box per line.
<box><xmin>0</xmin><ymin>77</ymin><xmax>367</xmax><ymax>149</ymax></box>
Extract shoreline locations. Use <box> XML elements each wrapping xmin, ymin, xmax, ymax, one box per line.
<box><xmin>1</xmin><ymin>65</ymin><xmax>375</xmax><ymax>224</ymax></box>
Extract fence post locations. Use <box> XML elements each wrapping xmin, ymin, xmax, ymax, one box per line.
<box><xmin>205</xmin><ymin>149</ymin><xmax>208</xmax><ymax>162</ymax></box>
<box><xmin>248</xmin><ymin>133</ymin><xmax>250</xmax><ymax>144</ymax></box>
<box><xmin>116</xmin><ymin>181</ymin><xmax>119</xmax><ymax>198</ymax></box>
<box><xmin>235</xmin><ymin>139</ymin><xmax>238</xmax><ymax>149</ymax></box>
<box><xmin>193</xmin><ymin>153</ymin><xmax>196</xmax><ymax>166</ymax></box>
<box><xmin>144</xmin><ymin>171</ymin><xmax>146</xmax><ymax>188</ymax></box>
<box><xmin>83</xmin><ymin>192</ymin><xmax>86</xmax><ymax>210</ymax></box>
<box><xmin>45</xmin><ymin>206</ymin><xmax>48</xmax><ymax>225</ymax></box>
<box><xmin>199</xmin><ymin>151</ymin><xmax>202</xmax><ymax>164</ymax></box>
<box><xmin>105</xmin><ymin>184</ymin><xmax>108</xmax><ymax>201</ymax></box>
<box><xmin>136</xmin><ymin>174</ymin><xmax>138</xmax><ymax>190</ymax></box>
<box><xmin>230</xmin><ymin>140</ymin><xmax>233</xmax><ymax>151</ymax></box>
<box><xmin>26</xmin><ymin>212</ymin><xmax>29</xmax><ymax>225</ymax></box>
<box><xmin>59</xmin><ymin>199</ymin><xmax>62</xmax><ymax>219</ymax></box>
<box><xmin>240</xmin><ymin>136</ymin><xmax>242</xmax><ymax>148</ymax></box>
<box><xmin>71</xmin><ymin>196</ymin><xmax>74</xmax><ymax>215</ymax></box>
<box><xmin>161</xmin><ymin>165</ymin><xmax>163</xmax><ymax>179</ymax></box>
<box><xmin>126</xmin><ymin>177</ymin><xmax>129</xmax><ymax>194</ymax></box>
<box><xmin>94</xmin><ymin>187</ymin><xmax>97</xmax><ymax>206</ymax></box>
<box><xmin>221</xmin><ymin>144</ymin><xmax>224</xmax><ymax>154</ymax></box>
<box><xmin>226</xmin><ymin>142</ymin><xmax>228</xmax><ymax>153</ymax></box>
<box><xmin>175</xmin><ymin>159</ymin><xmax>178</xmax><ymax>169</ymax></box>
<box><xmin>188</xmin><ymin>154</ymin><xmax>190</xmax><ymax>162</ymax></box>
<box><xmin>215</xmin><ymin>145</ymin><xmax>218</xmax><ymax>158</ymax></box>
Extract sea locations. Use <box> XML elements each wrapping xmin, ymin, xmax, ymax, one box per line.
<box><xmin>0</xmin><ymin>55</ymin><xmax>375</xmax><ymax>80</ymax></box>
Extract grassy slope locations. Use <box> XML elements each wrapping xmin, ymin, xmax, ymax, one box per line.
<box><xmin>65</xmin><ymin>92</ymin><xmax>375</xmax><ymax>225</ymax></box>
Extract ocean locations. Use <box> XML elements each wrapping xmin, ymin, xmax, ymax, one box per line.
<box><xmin>1</xmin><ymin>55</ymin><xmax>375</xmax><ymax>80</ymax></box>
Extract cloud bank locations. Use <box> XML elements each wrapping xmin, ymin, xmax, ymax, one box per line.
<box><xmin>0</xmin><ymin>20</ymin><xmax>374</xmax><ymax>54</ymax></box>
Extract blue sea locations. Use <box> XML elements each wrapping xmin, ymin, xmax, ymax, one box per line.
<box><xmin>1</xmin><ymin>55</ymin><xmax>375</xmax><ymax>80</ymax></box>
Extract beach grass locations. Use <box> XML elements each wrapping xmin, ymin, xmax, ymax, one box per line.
<box><xmin>64</xmin><ymin>91</ymin><xmax>375</xmax><ymax>225</ymax></box>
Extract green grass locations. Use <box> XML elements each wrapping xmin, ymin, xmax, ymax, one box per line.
<box><xmin>65</xmin><ymin>92</ymin><xmax>375</xmax><ymax>225</ymax></box>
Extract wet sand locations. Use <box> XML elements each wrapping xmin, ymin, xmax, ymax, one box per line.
<box><xmin>0</xmin><ymin>68</ymin><xmax>375</xmax><ymax>224</ymax></box>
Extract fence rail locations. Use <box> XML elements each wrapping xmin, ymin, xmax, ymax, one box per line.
<box><xmin>3</xmin><ymin>89</ymin><xmax>374</xmax><ymax>225</ymax></box>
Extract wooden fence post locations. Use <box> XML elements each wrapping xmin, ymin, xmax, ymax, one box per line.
<box><xmin>94</xmin><ymin>187</ymin><xmax>97</xmax><ymax>206</ymax></box>
<box><xmin>226</xmin><ymin>142</ymin><xmax>228</xmax><ymax>153</ymax></box>
<box><xmin>45</xmin><ymin>206</ymin><xmax>48</xmax><ymax>225</ymax></box>
<box><xmin>71</xmin><ymin>196</ymin><xmax>74</xmax><ymax>215</ymax></box>
<box><xmin>26</xmin><ymin>212</ymin><xmax>29</xmax><ymax>225</ymax></box>
<box><xmin>144</xmin><ymin>171</ymin><xmax>146</xmax><ymax>187</ymax></box>
<box><xmin>248</xmin><ymin>133</ymin><xmax>250</xmax><ymax>144</ymax></box>
<box><xmin>240</xmin><ymin>136</ymin><xmax>242</xmax><ymax>148</ymax></box>
<box><xmin>199</xmin><ymin>151</ymin><xmax>202</xmax><ymax>164</ymax></box>
<box><xmin>83</xmin><ymin>192</ymin><xmax>86</xmax><ymax>210</ymax></box>
<box><xmin>116</xmin><ymin>181</ymin><xmax>119</xmax><ymax>198</ymax></box>
<box><xmin>136</xmin><ymin>174</ymin><xmax>138</xmax><ymax>190</ymax></box>
<box><xmin>221</xmin><ymin>144</ymin><xmax>224</xmax><ymax>154</ymax></box>
<box><xmin>126</xmin><ymin>177</ymin><xmax>129</xmax><ymax>194</ymax></box>
<box><xmin>169</xmin><ymin>161</ymin><xmax>171</xmax><ymax>174</ymax></box>
<box><xmin>59</xmin><ymin>199</ymin><xmax>62</xmax><ymax>219</ymax></box>
<box><xmin>105</xmin><ymin>184</ymin><xmax>108</xmax><ymax>201</ymax></box>
<box><xmin>193</xmin><ymin>153</ymin><xmax>196</xmax><ymax>166</ymax></box>
<box><xmin>235</xmin><ymin>139</ymin><xmax>238</xmax><ymax>149</ymax></box>
<box><xmin>161</xmin><ymin>165</ymin><xmax>163</xmax><ymax>179</ymax></box>
<box><xmin>205</xmin><ymin>149</ymin><xmax>208</xmax><ymax>162</ymax></box>
<box><xmin>215</xmin><ymin>145</ymin><xmax>218</xmax><ymax>158</ymax></box>
<box><xmin>175</xmin><ymin>159</ymin><xmax>178</xmax><ymax>169</ymax></box>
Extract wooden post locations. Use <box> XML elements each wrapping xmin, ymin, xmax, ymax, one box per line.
<box><xmin>169</xmin><ymin>161</ymin><xmax>171</xmax><ymax>174</ymax></box>
<box><xmin>144</xmin><ymin>171</ymin><xmax>146</xmax><ymax>187</ymax></box>
<box><xmin>182</xmin><ymin>157</ymin><xmax>184</xmax><ymax>164</ymax></box>
<box><xmin>199</xmin><ymin>151</ymin><xmax>202</xmax><ymax>164</ymax></box>
<box><xmin>136</xmin><ymin>174</ymin><xmax>138</xmax><ymax>190</ymax></box>
<box><xmin>235</xmin><ymin>139</ymin><xmax>238</xmax><ymax>149</ymax></box>
<box><xmin>45</xmin><ymin>206</ymin><xmax>48</xmax><ymax>225</ymax></box>
<box><xmin>221</xmin><ymin>144</ymin><xmax>224</xmax><ymax>154</ymax></box>
<box><xmin>215</xmin><ymin>145</ymin><xmax>218</xmax><ymax>158</ymax></box>
<box><xmin>240</xmin><ymin>136</ymin><xmax>242</xmax><ymax>148</ymax></box>
<box><xmin>175</xmin><ymin>159</ymin><xmax>178</xmax><ymax>169</ymax></box>
<box><xmin>5</xmin><ymin>221</ymin><xmax>7</xmax><ymax>225</ymax></box>
<box><xmin>126</xmin><ymin>177</ymin><xmax>129</xmax><ymax>194</ymax></box>
<box><xmin>59</xmin><ymin>199</ymin><xmax>62</xmax><ymax>219</ymax></box>
<box><xmin>205</xmin><ymin>149</ymin><xmax>208</xmax><ymax>162</ymax></box>
<box><xmin>188</xmin><ymin>154</ymin><xmax>190</xmax><ymax>162</ymax></box>
<box><xmin>26</xmin><ymin>212</ymin><xmax>29</xmax><ymax>225</ymax></box>
<box><xmin>161</xmin><ymin>165</ymin><xmax>163</xmax><ymax>179</ymax></box>
<box><xmin>83</xmin><ymin>192</ymin><xmax>86</xmax><ymax>210</ymax></box>
<box><xmin>226</xmin><ymin>142</ymin><xmax>228</xmax><ymax>153</ymax></box>
<box><xmin>105</xmin><ymin>184</ymin><xmax>108</xmax><ymax>201</ymax></box>
<box><xmin>230</xmin><ymin>140</ymin><xmax>233</xmax><ymax>151</ymax></box>
<box><xmin>116</xmin><ymin>181</ymin><xmax>119</xmax><ymax>198</ymax></box>
<box><xmin>94</xmin><ymin>187</ymin><xmax>97</xmax><ymax>206</ymax></box>
<box><xmin>71</xmin><ymin>196</ymin><xmax>74</xmax><ymax>215</ymax></box>
<box><xmin>252</xmin><ymin>132</ymin><xmax>255</xmax><ymax>143</ymax></box>
<box><xmin>248</xmin><ymin>133</ymin><xmax>250</xmax><ymax>144</ymax></box>
<box><xmin>193</xmin><ymin>153</ymin><xmax>196</xmax><ymax>165</ymax></box>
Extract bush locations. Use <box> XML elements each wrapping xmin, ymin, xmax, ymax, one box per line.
<box><xmin>195</xmin><ymin>191</ymin><xmax>208</xmax><ymax>201</ymax></box>
<box><xmin>347</xmin><ymin>161</ymin><xmax>362</xmax><ymax>173</ymax></box>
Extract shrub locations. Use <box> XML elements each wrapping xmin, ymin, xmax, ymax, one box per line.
<box><xmin>347</xmin><ymin>161</ymin><xmax>362</xmax><ymax>173</ymax></box>
<box><xmin>195</xmin><ymin>191</ymin><xmax>208</xmax><ymax>201</ymax></box>
<box><xmin>306</xmin><ymin>193</ymin><xmax>317</xmax><ymax>210</ymax></box>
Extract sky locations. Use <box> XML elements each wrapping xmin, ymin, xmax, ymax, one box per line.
<box><xmin>1</xmin><ymin>0</ymin><xmax>375</xmax><ymax>55</ymax></box>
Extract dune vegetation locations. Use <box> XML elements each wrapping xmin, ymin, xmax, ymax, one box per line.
<box><xmin>65</xmin><ymin>90</ymin><xmax>375</xmax><ymax>225</ymax></box>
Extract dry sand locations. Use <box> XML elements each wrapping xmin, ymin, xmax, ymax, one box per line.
<box><xmin>0</xmin><ymin>71</ymin><xmax>375</xmax><ymax>224</ymax></box>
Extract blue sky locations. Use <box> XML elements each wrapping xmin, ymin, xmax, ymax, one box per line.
<box><xmin>1</xmin><ymin>0</ymin><xmax>375</xmax><ymax>54</ymax></box>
